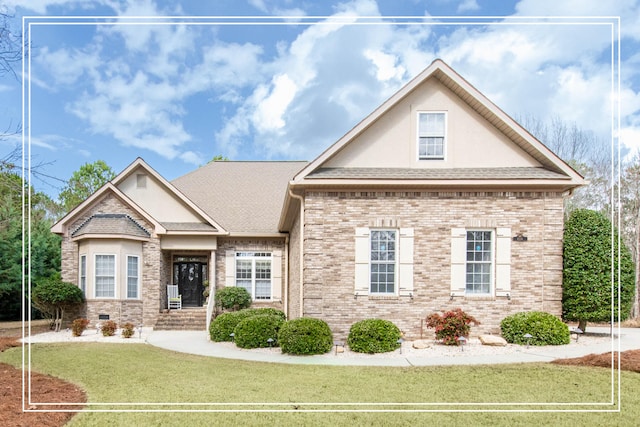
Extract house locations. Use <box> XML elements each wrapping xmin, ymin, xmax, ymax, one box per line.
<box><xmin>51</xmin><ymin>59</ymin><xmax>584</xmax><ymax>339</ymax></box>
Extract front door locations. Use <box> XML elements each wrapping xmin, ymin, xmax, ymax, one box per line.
<box><xmin>173</xmin><ymin>262</ymin><xmax>204</xmax><ymax>307</ymax></box>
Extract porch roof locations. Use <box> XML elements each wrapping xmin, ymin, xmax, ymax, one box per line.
<box><xmin>160</xmin><ymin>222</ymin><xmax>218</xmax><ymax>232</ymax></box>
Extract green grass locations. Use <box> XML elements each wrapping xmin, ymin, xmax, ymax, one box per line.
<box><xmin>1</xmin><ymin>343</ymin><xmax>638</xmax><ymax>426</ymax></box>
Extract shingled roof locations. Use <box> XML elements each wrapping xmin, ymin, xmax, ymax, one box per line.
<box><xmin>172</xmin><ymin>161</ymin><xmax>307</xmax><ymax>234</ymax></box>
<box><xmin>306</xmin><ymin>167</ymin><xmax>570</xmax><ymax>180</ymax></box>
<box><xmin>71</xmin><ymin>214</ymin><xmax>150</xmax><ymax>239</ymax></box>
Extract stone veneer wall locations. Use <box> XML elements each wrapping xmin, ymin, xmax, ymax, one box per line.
<box><xmin>215</xmin><ymin>238</ymin><xmax>287</xmax><ymax>312</ymax></box>
<box><xmin>59</xmin><ymin>193</ymin><xmax>162</xmax><ymax>327</ymax></box>
<box><xmin>301</xmin><ymin>190</ymin><xmax>565</xmax><ymax>340</ymax></box>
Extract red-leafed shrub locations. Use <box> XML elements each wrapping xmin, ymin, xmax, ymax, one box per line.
<box><xmin>425</xmin><ymin>308</ymin><xmax>479</xmax><ymax>345</ymax></box>
<box><xmin>71</xmin><ymin>318</ymin><xmax>90</xmax><ymax>337</ymax></box>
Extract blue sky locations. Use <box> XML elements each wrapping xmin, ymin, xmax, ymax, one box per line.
<box><xmin>1</xmin><ymin>0</ymin><xmax>639</xmax><ymax>199</ymax></box>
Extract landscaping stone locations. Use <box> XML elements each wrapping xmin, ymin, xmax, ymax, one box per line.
<box><xmin>412</xmin><ymin>339</ymin><xmax>431</xmax><ymax>349</ymax></box>
<box><xmin>479</xmin><ymin>335</ymin><xmax>508</xmax><ymax>346</ymax></box>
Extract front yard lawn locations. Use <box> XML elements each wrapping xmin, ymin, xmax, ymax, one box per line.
<box><xmin>1</xmin><ymin>343</ymin><xmax>638</xmax><ymax>426</ymax></box>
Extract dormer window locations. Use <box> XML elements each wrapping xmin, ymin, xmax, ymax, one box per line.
<box><xmin>418</xmin><ymin>112</ymin><xmax>446</xmax><ymax>160</ymax></box>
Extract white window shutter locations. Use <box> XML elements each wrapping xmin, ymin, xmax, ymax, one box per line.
<box><xmin>398</xmin><ymin>228</ymin><xmax>414</xmax><ymax>294</ymax></box>
<box><xmin>354</xmin><ymin>228</ymin><xmax>370</xmax><ymax>294</ymax></box>
<box><xmin>225</xmin><ymin>250</ymin><xmax>235</xmax><ymax>287</ymax></box>
<box><xmin>495</xmin><ymin>227</ymin><xmax>511</xmax><ymax>296</ymax></box>
<box><xmin>450</xmin><ymin>228</ymin><xmax>467</xmax><ymax>296</ymax></box>
<box><xmin>271</xmin><ymin>250</ymin><xmax>282</xmax><ymax>300</ymax></box>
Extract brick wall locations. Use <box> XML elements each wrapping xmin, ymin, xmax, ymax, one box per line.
<box><xmin>301</xmin><ymin>190</ymin><xmax>566</xmax><ymax>340</ymax></box>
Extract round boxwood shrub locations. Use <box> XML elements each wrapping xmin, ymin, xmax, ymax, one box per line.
<box><xmin>500</xmin><ymin>311</ymin><xmax>570</xmax><ymax>346</ymax></box>
<box><xmin>243</xmin><ymin>307</ymin><xmax>286</xmax><ymax>321</ymax></box>
<box><xmin>278</xmin><ymin>317</ymin><xmax>333</xmax><ymax>355</ymax></box>
<box><xmin>214</xmin><ymin>287</ymin><xmax>251</xmax><ymax>311</ymax></box>
<box><xmin>209</xmin><ymin>308</ymin><xmax>287</xmax><ymax>342</ymax></box>
<box><xmin>234</xmin><ymin>314</ymin><xmax>284</xmax><ymax>349</ymax></box>
<box><xmin>347</xmin><ymin>318</ymin><xmax>402</xmax><ymax>354</ymax></box>
<box><xmin>209</xmin><ymin>310</ymin><xmax>255</xmax><ymax>342</ymax></box>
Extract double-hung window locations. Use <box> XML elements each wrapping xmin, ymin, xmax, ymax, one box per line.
<box><xmin>236</xmin><ymin>252</ymin><xmax>272</xmax><ymax>300</ymax></box>
<box><xmin>79</xmin><ymin>255</ymin><xmax>86</xmax><ymax>295</ymax></box>
<box><xmin>370</xmin><ymin>230</ymin><xmax>396</xmax><ymax>294</ymax></box>
<box><xmin>126</xmin><ymin>255</ymin><xmax>139</xmax><ymax>299</ymax></box>
<box><xmin>465</xmin><ymin>231</ymin><xmax>492</xmax><ymax>294</ymax></box>
<box><xmin>95</xmin><ymin>254</ymin><xmax>115</xmax><ymax>298</ymax></box>
<box><xmin>418</xmin><ymin>112</ymin><xmax>446</xmax><ymax>160</ymax></box>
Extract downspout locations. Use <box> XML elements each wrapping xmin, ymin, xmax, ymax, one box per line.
<box><xmin>288</xmin><ymin>189</ymin><xmax>305</xmax><ymax>318</ymax></box>
<box><xmin>206</xmin><ymin>250</ymin><xmax>216</xmax><ymax>335</ymax></box>
<box><xmin>283</xmin><ymin>235</ymin><xmax>289</xmax><ymax>317</ymax></box>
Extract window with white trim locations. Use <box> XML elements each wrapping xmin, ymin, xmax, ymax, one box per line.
<box><xmin>418</xmin><ymin>112</ymin><xmax>446</xmax><ymax>160</ymax></box>
<box><xmin>235</xmin><ymin>252</ymin><xmax>271</xmax><ymax>300</ymax></box>
<box><xmin>95</xmin><ymin>254</ymin><xmax>115</xmax><ymax>298</ymax></box>
<box><xmin>79</xmin><ymin>255</ymin><xmax>86</xmax><ymax>295</ymax></box>
<box><xmin>465</xmin><ymin>230</ymin><xmax>493</xmax><ymax>294</ymax></box>
<box><xmin>370</xmin><ymin>230</ymin><xmax>397</xmax><ymax>294</ymax></box>
<box><xmin>126</xmin><ymin>255</ymin><xmax>139</xmax><ymax>299</ymax></box>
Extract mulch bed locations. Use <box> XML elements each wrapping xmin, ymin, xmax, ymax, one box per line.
<box><xmin>552</xmin><ymin>349</ymin><xmax>640</xmax><ymax>373</ymax></box>
<box><xmin>1</xmin><ymin>337</ymin><xmax>86</xmax><ymax>427</ymax></box>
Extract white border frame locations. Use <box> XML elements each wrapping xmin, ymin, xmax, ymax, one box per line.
<box><xmin>21</xmin><ymin>14</ymin><xmax>621</xmax><ymax>414</ymax></box>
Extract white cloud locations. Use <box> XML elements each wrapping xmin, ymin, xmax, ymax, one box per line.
<box><xmin>34</xmin><ymin>47</ymin><xmax>100</xmax><ymax>87</ymax></box>
<box><xmin>457</xmin><ymin>0</ymin><xmax>480</xmax><ymax>13</ymax></box>
<box><xmin>252</xmin><ymin>74</ymin><xmax>298</xmax><ymax>132</ymax></box>
<box><xmin>364</xmin><ymin>49</ymin><xmax>406</xmax><ymax>82</ymax></box>
<box><xmin>179</xmin><ymin>151</ymin><xmax>202</xmax><ymax>165</ymax></box>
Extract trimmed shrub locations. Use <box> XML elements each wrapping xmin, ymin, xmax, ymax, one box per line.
<box><xmin>234</xmin><ymin>314</ymin><xmax>284</xmax><ymax>349</ymax></box>
<box><xmin>209</xmin><ymin>308</ymin><xmax>285</xmax><ymax>342</ymax></box>
<box><xmin>209</xmin><ymin>310</ymin><xmax>254</xmax><ymax>342</ymax></box>
<box><xmin>121</xmin><ymin>322</ymin><xmax>135</xmax><ymax>338</ymax></box>
<box><xmin>500</xmin><ymin>311</ymin><xmax>570</xmax><ymax>346</ymax></box>
<box><xmin>425</xmin><ymin>308</ymin><xmax>480</xmax><ymax>345</ymax></box>
<box><xmin>347</xmin><ymin>318</ymin><xmax>401</xmax><ymax>354</ymax></box>
<box><xmin>279</xmin><ymin>317</ymin><xmax>333</xmax><ymax>355</ymax></box>
<box><xmin>214</xmin><ymin>286</ymin><xmax>251</xmax><ymax>311</ymax></box>
<box><xmin>243</xmin><ymin>307</ymin><xmax>286</xmax><ymax>321</ymax></box>
<box><xmin>100</xmin><ymin>320</ymin><xmax>117</xmax><ymax>337</ymax></box>
<box><xmin>71</xmin><ymin>318</ymin><xmax>89</xmax><ymax>337</ymax></box>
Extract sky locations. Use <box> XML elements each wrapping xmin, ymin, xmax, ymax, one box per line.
<box><xmin>1</xmin><ymin>0</ymin><xmax>639</xmax><ymax>200</ymax></box>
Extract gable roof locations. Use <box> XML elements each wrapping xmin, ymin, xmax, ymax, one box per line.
<box><xmin>51</xmin><ymin>182</ymin><xmax>166</xmax><ymax>236</ymax></box>
<box><xmin>292</xmin><ymin>59</ymin><xmax>584</xmax><ymax>187</ymax></box>
<box><xmin>172</xmin><ymin>161</ymin><xmax>307</xmax><ymax>235</ymax></box>
<box><xmin>112</xmin><ymin>158</ymin><xmax>226</xmax><ymax>234</ymax></box>
<box><xmin>51</xmin><ymin>158</ymin><xmax>226</xmax><ymax>236</ymax></box>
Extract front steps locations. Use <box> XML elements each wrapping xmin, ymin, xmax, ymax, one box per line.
<box><xmin>154</xmin><ymin>307</ymin><xmax>207</xmax><ymax>331</ymax></box>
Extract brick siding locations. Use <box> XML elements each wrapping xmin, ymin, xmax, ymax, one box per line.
<box><xmin>296</xmin><ymin>190</ymin><xmax>566</xmax><ymax>340</ymax></box>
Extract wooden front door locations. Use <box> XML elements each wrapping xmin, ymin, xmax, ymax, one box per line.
<box><xmin>173</xmin><ymin>262</ymin><xmax>204</xmax><ymax>307</ymax></box>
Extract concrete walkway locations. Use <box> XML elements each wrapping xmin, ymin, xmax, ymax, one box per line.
<box><xmin>145</xmin><ymin>326</ymin><xmax>640</xmax><ymax>367</ymax></box>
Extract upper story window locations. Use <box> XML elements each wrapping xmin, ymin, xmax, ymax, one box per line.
<box><xmin>418</xmin><ymin>112</ymin><xmax>446</xmax><ymax>160</ymax></box>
